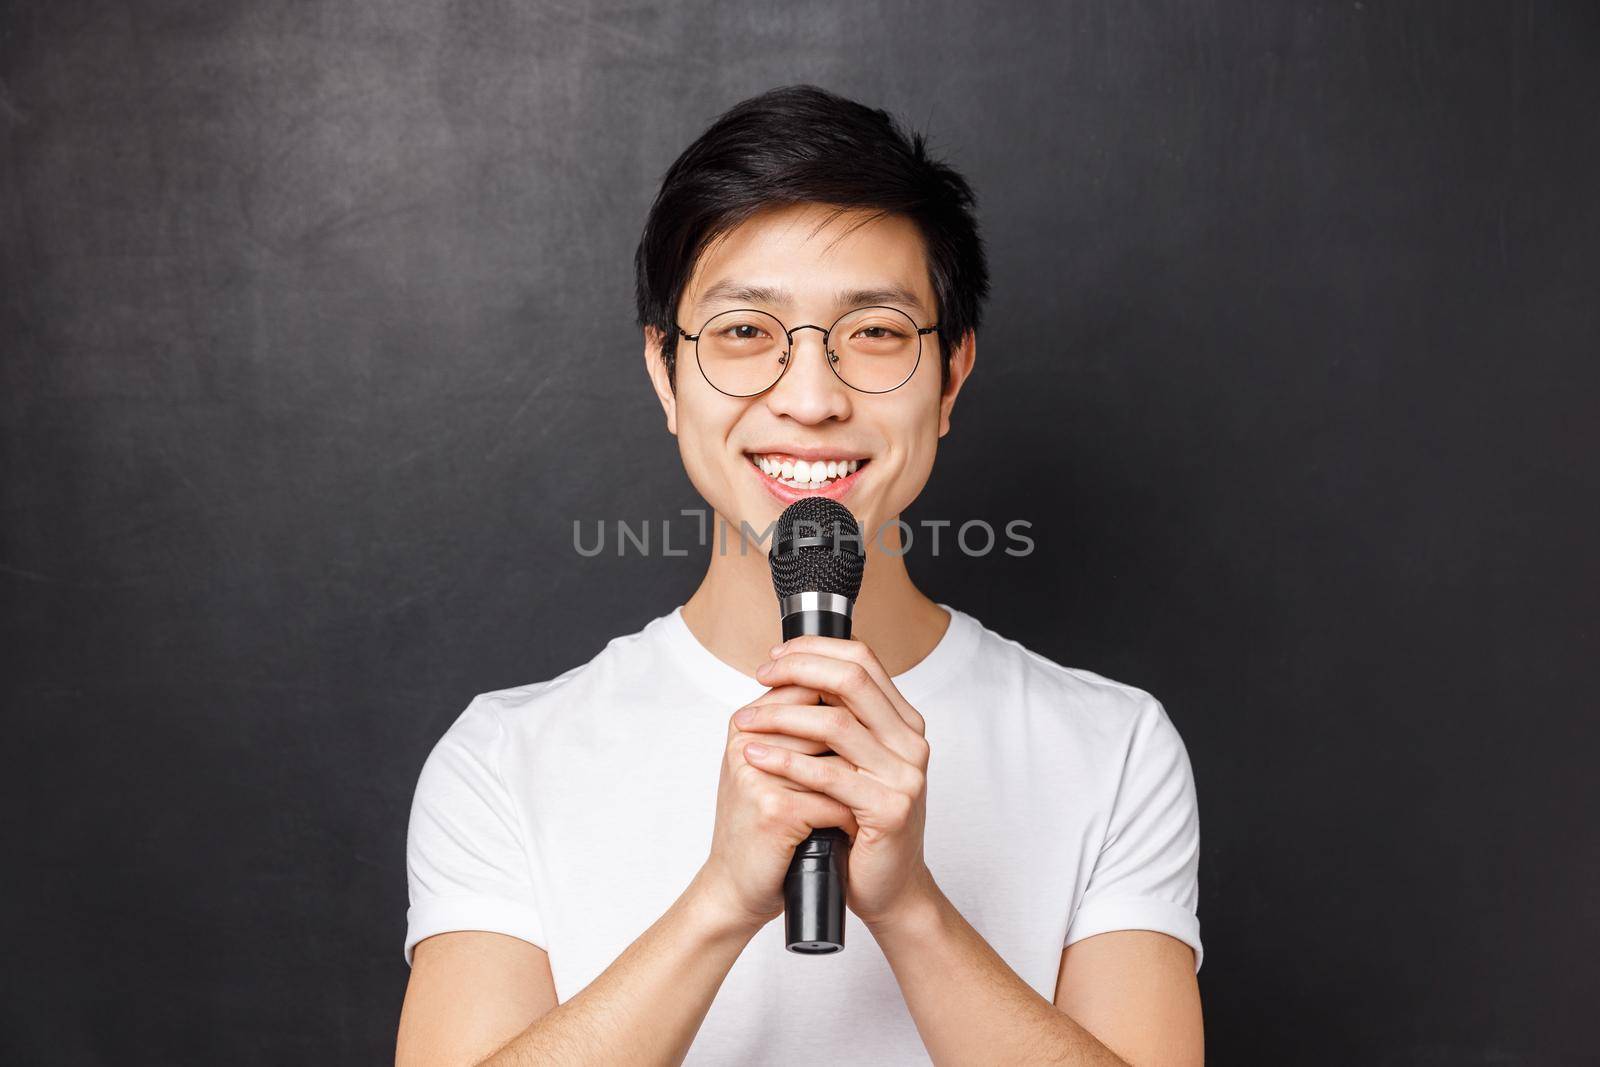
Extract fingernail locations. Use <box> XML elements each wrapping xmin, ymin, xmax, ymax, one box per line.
<box><xmin>745</xmin><ymin>742</ymin><xmax>770</xmax><ymax>758</ymax></box>
<box><xmin>734</xmin><ymin>707</ymin><xmax>755</xmax><ymax>725</ymax></box>
<box><xmin>755</xmin><ymin>660</ymin><xmax>772</xmax><ymax>677</ymax></box>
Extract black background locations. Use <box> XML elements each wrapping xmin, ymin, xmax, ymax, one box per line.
<box><xmin>4</xmin><ymin>2</ymin><xmax>1596</xmax><ymax>1064</ymax></box>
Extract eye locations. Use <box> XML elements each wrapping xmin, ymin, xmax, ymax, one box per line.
<box><xmin>722</xmin><ymin>323</ymin><xmax>770</xmax><ymax>341</ymax></box>
<box><xmin>853</xmin><ymin>324</ymin><xmax>906</xmax><ymax>340</ymax></box>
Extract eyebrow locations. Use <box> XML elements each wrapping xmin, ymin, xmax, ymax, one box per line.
<box><xmin>696</xmin><ymin>280</ymin><xmax>928</xmax><ymax>316</ymax></box>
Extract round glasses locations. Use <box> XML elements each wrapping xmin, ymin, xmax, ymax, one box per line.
<box><xmin>676</xmin><ymin>306</ymin><xmax>938</xmax><ymax>397</ymax></box>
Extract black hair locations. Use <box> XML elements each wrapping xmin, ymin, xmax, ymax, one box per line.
<box><xmin>634</xmin><ymin>84</ymin><xmax>990</xmax><ymax>387</ymax></box>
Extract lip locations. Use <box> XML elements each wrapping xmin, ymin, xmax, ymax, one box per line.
<box><xmin>743</xmin><ymin>452</ymin><xmax>869</xmax><ymax>505</ymax></box>
<box><xmin>744</xmin><ymin>446</ymin><xmax>871</xmax><ymax>464</ymax></box>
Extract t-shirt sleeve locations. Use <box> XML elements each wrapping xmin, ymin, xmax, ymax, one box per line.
<box><xmin>403</xmin><ymin>695</ymin><xmax>546</xmax><ymax>965</ymax></box>
<box><xmin>1065</xmin><ymin>694</ymin><xmax>1203</xmax><ymax>971</ymax></box>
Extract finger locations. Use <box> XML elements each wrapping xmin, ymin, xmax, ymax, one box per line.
<box><xmin>733</xmin><ymin>729</ymin><xmax>830</xmax><ymax>758</ymax></box>
<box><xmin>725</xmin><ymin>685</ymin><xmax>823</xmax><ymax>739</ymax></box>
<box><xmin>770</xmin><ymin>636</ymin><xmax>925</xmax><ymax>735</ymax></box>
<box><xmin>755</xmin><ymin>652</ymin><xmax>922</xmax><ymax>755</ymax></box>
<box><xmin>734</xmin><ymin>702</ymin><xmax>904</xmax><ymax>780</ymax></box>
<box><xmin>746</xmin><ymin>775</ymin><xmax>859</xmax><ymax>840</ymax></box>
<box><xmin>754</xmin><ymin>683</ymin><xmax>823</xmax><ymax>706</ymax></box>
<box><xmin>742</xmin><ymin>742</ymin><xmax>901</xmax><ymax>814</ymax></box>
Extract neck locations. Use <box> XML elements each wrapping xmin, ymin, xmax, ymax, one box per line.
<box><xmin>680</xmin><ymin>514</ymin><xmax>950</xmax><ymax>679</ymax></box>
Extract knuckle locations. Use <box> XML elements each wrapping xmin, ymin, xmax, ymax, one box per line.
<box><xmin>755</xmin><ymin>791</ymin><xmax>788</xmax><ymax>822</ymax></box>
<box><xmin>835</xmin><ymin>642</ymin><xmax>867</xmax><ymax>664</ymax></box>
<box><xmin>824</xmin><ymin>706</ymin><xmax>853</xmax><ymax>734</ymax></box>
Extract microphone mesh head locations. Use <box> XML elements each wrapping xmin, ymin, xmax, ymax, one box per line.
<box><xmin>769</xmin><ymin>497</ymin><xmax>866</xmax><ymax>601</ymax></box>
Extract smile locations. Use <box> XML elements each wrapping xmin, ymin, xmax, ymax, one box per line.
<box><xmin>746</xmin><ymin>452</ymin><xmax>868</xmax><ymax>492</ymax></box>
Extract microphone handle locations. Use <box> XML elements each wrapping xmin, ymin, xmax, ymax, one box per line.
<box><xmin>780</xmin><ymin>607</ymin><xmax>852</xmax><ymax>953</ymax></box>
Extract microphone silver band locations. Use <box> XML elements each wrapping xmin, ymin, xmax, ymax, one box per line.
<box><xmin>778</xmin><ymin>592</ymin><xmax>854</xmax><ymax>619</ymax></box>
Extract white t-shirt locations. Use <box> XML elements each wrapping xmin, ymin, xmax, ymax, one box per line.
<box><xmin>405</xmin><ymin>605</ymin><xmax>1201</xmax><ymax>1065</ymax></box>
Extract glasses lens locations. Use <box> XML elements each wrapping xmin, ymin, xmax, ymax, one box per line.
<box><xmin>829</xmin><ymin>307</ymin><xmax>922</xmax><ymax>393</ymax></box>
<box><xmin>695</xmin><ymin>310</ymin><xmax>787</xmax><ymax>396</ymax></box>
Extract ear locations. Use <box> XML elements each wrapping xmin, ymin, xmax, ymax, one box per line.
<box><xmin>643</xmin><ymin>326</ymin><xmax>678</xmax><ymax>436</ymax></box>
<box><xmin>936</xmin><ymin>330</ymin><xmax>977</xmax><ymax>438</ymax></box>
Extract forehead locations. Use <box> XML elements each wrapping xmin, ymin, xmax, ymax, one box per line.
<box><xmin>683</xmin><ymin>203</ymin><xmax>935</xmax><ymax>317</ymax></box>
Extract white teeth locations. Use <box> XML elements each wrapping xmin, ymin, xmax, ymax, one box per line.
<box><xmin>751</xmin><ymin>454</ymin><xmax>864</xmax><ymax>488</ymax></box>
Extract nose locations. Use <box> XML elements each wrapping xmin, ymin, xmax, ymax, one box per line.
<box><xmin>765</xmin><ymin>325</ymin><xmax>851</xmax><ymax>424</ymax></box>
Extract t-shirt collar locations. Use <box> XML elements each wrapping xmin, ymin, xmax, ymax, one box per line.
<box><xmin>657</xmin><ymin>603</ymin><xmax>980</xmax><ymax>710</ymax></box>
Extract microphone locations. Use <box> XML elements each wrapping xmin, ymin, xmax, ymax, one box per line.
<box><xmin>767</xmin><ymin>497</ymin><xmax>866</xmax><ymax>953</ymax></box>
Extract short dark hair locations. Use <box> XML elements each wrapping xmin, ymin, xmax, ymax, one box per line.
<box><xmin>634</xmin><ymin>84</ymin><xmax>990</xmax><ymax>387</ymax></box>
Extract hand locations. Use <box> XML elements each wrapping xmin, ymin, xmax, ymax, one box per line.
<box><xmin>738</xmin><ymin>636</ymin><xmax>936</xmax><ymax>929</ymax></box>
<box><xmin>697</xmin><ymin>681</ymin><xmax>862</xmax><ymax>935</ymax></box>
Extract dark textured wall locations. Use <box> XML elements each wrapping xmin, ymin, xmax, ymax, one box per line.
<box><xmin>4</xmin><ymin>2</ymin><xmax>1596</xmax><ymax>1063</ymax></box>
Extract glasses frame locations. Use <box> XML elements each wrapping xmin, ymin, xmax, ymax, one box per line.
<box><xmin>676</xmin><ymin>305</ymin><xmax>939</xmax><ymax>398</ymax></box>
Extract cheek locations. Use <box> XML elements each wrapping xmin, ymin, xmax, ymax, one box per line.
<box><xmin>875</xmin><ymin>393</ymin><xmax>944</xmax><ymax>512</ymax></box>
<box><xmin>674</xmin><ymin>401</ymin><xmax>721</xmax><ymax>472</ymax></box>
<box><xmin>893</xmin><ymin>424</ymin><xmax>940</xmax><ymax>490</ymax></box>
<box><xmin>902</xmin><ymin>370</ymin><xmax>948</xmax><ymax>459</ymax></box>
<box><xmin>670</xmin><ymin>389</ymin><xmax>747</xmax><ymax>498</ymax></box>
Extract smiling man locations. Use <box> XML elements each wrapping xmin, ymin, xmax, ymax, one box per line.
<box><xmin>397</xmin><ymin>85</ymin><xmax>1204</xmax><ymax>1066</ymax></box>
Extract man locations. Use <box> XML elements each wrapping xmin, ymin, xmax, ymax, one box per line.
<box><xmin>397</xmin><ymin>85</ymin><xmax>1203</xmax><ymax>1066</ymax></box>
